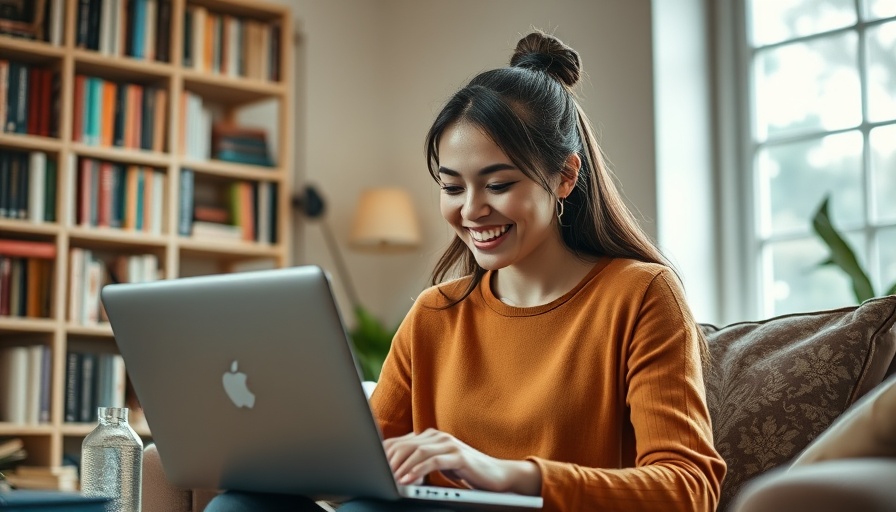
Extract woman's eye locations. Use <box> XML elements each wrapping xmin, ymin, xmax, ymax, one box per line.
<box><xmin>487</xmin><ymin>182</ymin><xmax>516</xmax><ymax>193</ymax></box>
<box><xmin>440</xmin><ymin>185</ymin><xmax>464</xmax><ymax>195</ymax></box>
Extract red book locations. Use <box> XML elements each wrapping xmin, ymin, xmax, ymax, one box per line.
<box><xmin>98</xmin><ymin>162</ymin><xmax>114</xmax><ymax>228</ymax></box>
<box><xmin>78</xmin><ymin>158</ymin><xmax>93</xmax><ymax>226</ymax></box>
<box><xmin>38</xmin><ymin>69</ymin><xmax>53</xmax><ymax>137</ymax></box>
<box><xmin>27</xmin><ymin>67</ymin><xmax>42</xmax><ymax>135</ymax></box>
<box><xmin>0</xmin><ymin>257</ymin><xmax>11</xmax><ymax>316</ymax></box>
<box><xmin>130</xmin><ymin>85</ymin><xmax>143</xmax><ymax>149</ymax></box>
<box><xmin>0</xmin><ymin>239</ymin><xmax>57</xmax><ymax>259</ymax></box>
<box><xmin>73</xmin><ymin>75</ymin><xmax>86</xmax><ymax>142</ymax></box>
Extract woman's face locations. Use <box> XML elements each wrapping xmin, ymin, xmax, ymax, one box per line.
<box><xmin>437</xmin><ymin>122</ymin><xmax>564</xmax><ymax>271</ymax></box>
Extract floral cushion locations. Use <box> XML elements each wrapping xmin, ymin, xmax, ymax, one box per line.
<box><xmin>701</xmin><ymin>296</ymin><xmax>896</xmax><ymax>511</ymax></box>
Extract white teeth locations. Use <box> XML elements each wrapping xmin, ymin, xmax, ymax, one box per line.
<box><xmin>470</xmin><ymin>225</ymin><xmax>509</xmax><ymax>242</ymax></box>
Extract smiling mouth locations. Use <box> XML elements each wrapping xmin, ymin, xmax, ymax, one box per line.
<box><xmin>468</xmin><ymin>225</ymin><xmax>512</xmax><ymax>242</ymax></box>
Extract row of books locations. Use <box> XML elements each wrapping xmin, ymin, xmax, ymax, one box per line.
<box><xmin>0</xmin><ymin>254</ymin><xmax>54</xmax><ymax>319</ymax></box>
<box><xmin>0</xmin><ymin>60</ymin><xmax>60</xmax><ymax>137</ymax></box>
<box><xmin>75</xmin><ymin>158</ymin><xmax>165</xmax><ymax>234</ymax></box>
<box><xmin>68</xmin><ymin>250</ymin><xmax>160</xmax><ymax>326</ymax></box>
<box><xmin>0</xmin><ymin>0</ymin><xmax>64</xmax><ymax>45</ymax></box>
<box><xmin>184</xmin><ymin>5</ymin><xmax>282</xmax><ymax>82</ymax></box>
<box><xmin>77</xmin><ymin>0</ymin><xmax>172</xmax><ymax>62</ymax></box>
<box><xmin>0</xmin><ymin>150</ymin><xmax>58</xmax><ymax>222</ymax></box>
<box><xmin>179</xmin><ymin>170</ymin><xmax>279</xmax><ymax>244</ymax></box>
<box><xmin>0</xmin><ymin>344</ymin><xmax>51</xmax><ymax>424</ymax></box>
<box><xmin>181</xmin><ymin>91</ymin><xmax>211</xmax><ymax>161</ymax></box>
<box><xmin>73</xmin><ymin>76</ymin><xmax>167</xmax><ymax>151</ymax></box>
<box><xmin>0</xmin><ymin>238</ymin><xmax>56</xmax><ymax>319</ymax></box>
<box><xmin>64</xmin><ymin>351</ymin><xmax>127</xmax><ymax>424</ymax></box>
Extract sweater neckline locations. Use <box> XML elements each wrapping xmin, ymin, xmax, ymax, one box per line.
<box><xmin>479</xmin><ymin>258</ymin><xmax>613</xmax><ymax>317</ymax></box>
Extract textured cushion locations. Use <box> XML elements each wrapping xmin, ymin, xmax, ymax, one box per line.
<box><xmin>702</xmin><ymin>296</ymin><xmax>896</xmax><ymax>511</ymax></box>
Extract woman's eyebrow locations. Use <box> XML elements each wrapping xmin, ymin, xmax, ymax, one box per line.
<box><xmin>437</xmin><ymin>163</ymin><xmax>518</xmax><ymax>177</ymax></box>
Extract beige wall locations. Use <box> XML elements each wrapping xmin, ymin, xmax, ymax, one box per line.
<box><xmin>264</xmin><ymin>0</ymin><xmax>657</xmax><ymax>326</ymax></box>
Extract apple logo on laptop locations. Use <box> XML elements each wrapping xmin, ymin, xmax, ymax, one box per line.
<box><xmin>222</xmin><ymin>360</ymin><xmax>255</xmax><ymax>408</ymax></box>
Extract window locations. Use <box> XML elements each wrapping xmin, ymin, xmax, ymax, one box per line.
<box><xmin>742</xmin><ymin>0</ymin><xmax>896</xmax><ymax>317</ymax></box>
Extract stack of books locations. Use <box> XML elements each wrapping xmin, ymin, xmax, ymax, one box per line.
<box><xmin>0</xmin><ymin>437</ymin><xmax>26</xmax><ymax>470</ymax></box>
<box><xmin>211</xmin><ymin>123</ymin><xmax>273</xmax><ymax>167</ymax></box>
<box><xmin>3</xmin><ymin>466</ymin><xmax>78</xmax><ymax>491</ymax></box>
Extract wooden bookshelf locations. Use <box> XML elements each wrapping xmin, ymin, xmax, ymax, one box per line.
<box><xmin>0</xmin><ymin>0</ymin><xmax>294</xmax><ymax>469</ymax></box>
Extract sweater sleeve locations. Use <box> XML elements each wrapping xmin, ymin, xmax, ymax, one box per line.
<box><xmin>528</xmin><ymin>270</ymin><xmax>726</xmax><ymax>512</ymax></box>
<box><xmin>369</xmin><ymin>305</ymin><xmax>415</xmax><ymax>440</ymax></box>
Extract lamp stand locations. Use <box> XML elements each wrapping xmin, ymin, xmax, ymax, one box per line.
<box><xmin>293</xmin><ymin>185</ymin><xmax>361</xmax><ymax>311</ymax></box>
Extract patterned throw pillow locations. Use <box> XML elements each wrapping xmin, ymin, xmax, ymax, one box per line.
<box><xmin>701</xmin><ymin>296</ymin><xmax>896</xmax><ymax>512</ymax></box>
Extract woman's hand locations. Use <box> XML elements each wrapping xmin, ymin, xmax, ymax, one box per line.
<box><xmin>382</xmin><ymin>428</ymin><xmax>542</xmax><ymax>495</ymax></box>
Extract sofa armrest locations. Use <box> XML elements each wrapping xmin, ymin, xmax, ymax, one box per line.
<box><xmin>142</xmin><ymin>444</ymin><xmax>218</xmax><ymax>512</ymax></box>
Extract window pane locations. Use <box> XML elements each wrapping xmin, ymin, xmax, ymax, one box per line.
<box><xmin>758</xmin><ymin>132</ymin><xmax>864</xmax><ymax>236</ymax></box>
<box><xmin>864</xmin><ymin>0</ymin><xmax>896</xmax><ymax>20</ymax></box>
<box><xmin>749</xmin><ymin>0</ymin><xmax>857</xmax><ymax>46</ymax></box>
<box><xmin>871</xmin><ymin>124</ymin><xmax>896</xmax><ymax>223</ymax></box>
<box><xmin>866</xmin><ymin>21</ymin><xmax>896</xmax><ymax>122</ymax></box>
<box><xmin>765</xmin><ymin>235</ymin><xmax>863</xmax><ymax>316</ymax></box>
<box><xmin>878</xmin><ymin>228</ymin><xmax>896</xmax><ymax>294</ymax></box>
<box><xmin>753</xmin><ymin>34</ymin><xmax>861</xmax><ymax>140</ymax></box>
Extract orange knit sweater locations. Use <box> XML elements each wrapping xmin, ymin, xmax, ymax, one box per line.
<box><xmin>370</xmin><ymin>258</ymin><xmax>726</xmax><ymax>512</ymax></box>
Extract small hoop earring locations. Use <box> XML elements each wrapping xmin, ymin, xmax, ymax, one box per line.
<box><xmin>557</xmin><ymin>197</ymin><xmax>565</xmax><ymax>224</ymax></box>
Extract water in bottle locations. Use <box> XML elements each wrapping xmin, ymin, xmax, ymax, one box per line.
<box><xmin>81</xmin><ymin>407</ymin><xmax>144</xmax><ymax>512</ymax></box>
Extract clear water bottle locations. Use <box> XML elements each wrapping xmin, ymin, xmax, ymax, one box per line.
<box><xmin>81</xmin><ymin>407</ymin><xmax>144</xmax><ymax>512</ymax></box>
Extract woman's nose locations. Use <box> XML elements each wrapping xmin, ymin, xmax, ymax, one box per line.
<box><xmin>461</xmin><ymin>190</ymin><xmax>490</xmax><ymax>220</ymax></box>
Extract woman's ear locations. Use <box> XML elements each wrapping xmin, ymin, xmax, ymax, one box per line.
<box><xmin>557</xmin><ymin>153</ymin><xmax>581</xmax><ymax>198</ymax></box>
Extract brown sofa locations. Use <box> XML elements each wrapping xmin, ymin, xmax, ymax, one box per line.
<box><xmin>142</xmin><ymin>296</ymin><xmax>896</xmax><ymax>512</ymax></box>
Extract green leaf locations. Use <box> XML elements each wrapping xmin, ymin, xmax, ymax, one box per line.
<box><xmin>810</xmin><ymin>195</ymin><xmax>875</xmax><ymax>302</ymax></box>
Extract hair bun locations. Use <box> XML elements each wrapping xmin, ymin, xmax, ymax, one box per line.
<box><xmin>510</xmin><ymin>31</ymin><xmax>581</xmax><ymax>87</ymax></box>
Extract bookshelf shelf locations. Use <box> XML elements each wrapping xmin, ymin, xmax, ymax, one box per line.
<box><xmin>183</xmin><ymin>71</ymin><xmax>284</xmax><ymax>105</ymax></box>
<box><xmin>183</xmin><ymin>158</ymin><xmax>282</xmax><ymax>180</ymax></box>
<box><xmin>0</xmin><ymin>317</ymin><xmax>58</xmax><ymax>334</ymax></box>
<box><xmin>73</xmin><ymin>50</ymin><xmax>176</xmax><ymax>81</ymax></box>
<box><xmin>178</xmin><ymin>237</ymin><xmax>281</xmax><ymax>259</ymax></box>
<box><xmin>68</xmin><ymin>228</ymin><xmax>169</xmax><ymax>248</ymax></box>
<box><xmin>0</xmin><ymin>424</ymin><xmax>55</xmax><ymax>435</ymax></box>
<box><xmin>0</xmin><ymin>38</ymin><xmax>65</xmax><ymax>61</ymax></box>
<box><xmin>65</xmin><ymin>324</ymin><xmax>114</xmax><ymax>337</ymax></box>
<box><xmin>71</xmin><ymin>144</ymin><xmax>173</xmax><ymax>167</ymax></box>
<box><xmin>0</xmin><ymin>0</ymin><xmax>294</xmax><ymax>472</ymax></box>
<box><xmin>0</xmin><ymin>220</ymin><xmax>61</xmax><ymax>236</ymax></box>
<box><xmin>0</xmin><ymin>134</ymin><xmax>63</xmax><ymax>153</ymax></box>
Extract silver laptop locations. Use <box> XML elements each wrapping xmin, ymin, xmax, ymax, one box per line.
<box><xmin>101</xmin><ymin>265</ymin><xmax>543</xmax><ymax>510</ymax></box>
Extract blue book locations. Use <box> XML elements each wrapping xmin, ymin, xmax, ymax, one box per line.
<box><xmin>132</xmin><ymin>0</ymin><xmax>147</xmax><ymax>59</ymax></box>
<box><xmin>0</xmin><ymin>490</ymin><xmax>109</xmax><ymax>511</ymax></box>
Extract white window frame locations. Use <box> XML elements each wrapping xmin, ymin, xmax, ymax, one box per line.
<box><xmin>717</xmin><ymin>0</ymin><xmax>896</xmax><ymax>321</ymax></box>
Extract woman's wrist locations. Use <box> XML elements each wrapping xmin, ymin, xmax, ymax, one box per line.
<box><xmin>501</xmin><ymin>459</ymin><xmax>542</xmax><ymax>496</ymax></box>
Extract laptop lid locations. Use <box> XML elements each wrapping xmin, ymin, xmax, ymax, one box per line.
<box><xmin>102</xmin><ymin>266</ymin><xmax>401</xmax><ymax>500</ymax></box>
<box><xmin>103</xmin><ymin>265</ymin><xmax>542</xmax><ymax>509</ymax></box>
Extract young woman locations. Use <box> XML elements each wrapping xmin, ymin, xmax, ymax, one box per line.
<box><xmin>207</xmin><ymin>31</ymin><xmax>725</xmax><ymax>512</ymax></box>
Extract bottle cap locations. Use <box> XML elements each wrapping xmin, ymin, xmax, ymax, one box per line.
<box><xmin>98</xmin><ymin>407</ymin><xmax>129</xmax><ymax>422</ymax></box>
